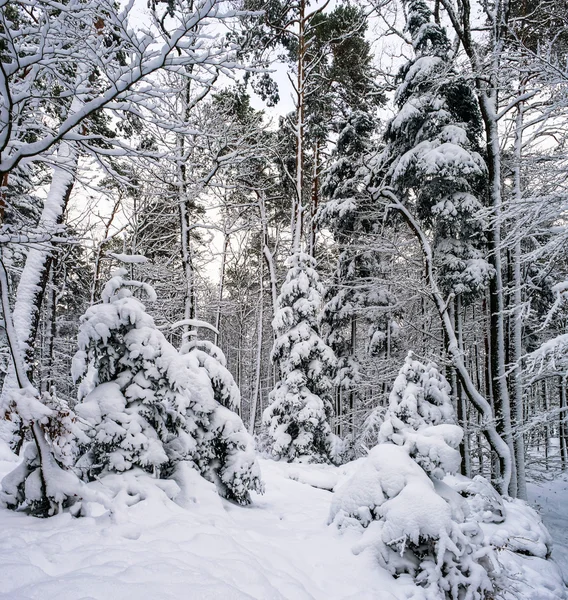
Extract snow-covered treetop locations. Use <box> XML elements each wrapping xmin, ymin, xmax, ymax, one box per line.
<box><xmin>381</xmin><ymin>352</ymin><xmax>455</xmax><ymax>430</ymax></box>
<box><xmin>404</xmin><ymin>0</ymin><xmax>450</xmax><ymax>57</ymax></box>
<box><xmin>378</xmin><ymin>352</ymin><xmax>462</xmax><ymax>478</ymax></box>
<box><xmin>372</xmin><ymin>0</ymin><xmax>491</xmax><ymax>301</ymax></box>
<box><xmin>72</xmin><ymin>269</ymin><xmax>158</xmax><ymax>397</ymax></box>
<box><xmin>100</xmin><ymin>269</ymin><xmax>157</xmax><ymax>305</ymax></box>
<box><xmin>272</xmin><ymin>252</ymin><xmax>327</xmax><ymax>345</ymax></box>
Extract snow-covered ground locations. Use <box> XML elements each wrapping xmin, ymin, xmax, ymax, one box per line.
<box><xmin>0</xmin><ymin>447</ymin><xmax>566</xmax><ymax>600</ymax></box>
<box><xmin>0</xmin><ymin>454</ymin><xmax>397</xmax><ymax>600</ymax></box>
<box><xmin>528</xmin><ymin>474</ymin><xmax>568</xmax><ymax>579</ymax></box>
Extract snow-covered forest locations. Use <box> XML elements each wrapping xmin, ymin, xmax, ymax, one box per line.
<box><xmin>1</xmin><ymin>0</ymin><xmax>568</xmax><ymax>598</ymax></box>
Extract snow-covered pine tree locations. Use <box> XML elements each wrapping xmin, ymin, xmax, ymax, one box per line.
<box><xmin>376</xmin><ymin>0</ymin><xmax>492</xmax><ymax>301</ymax></box>
<box><xmin>178</xmin><ymin>329</ymin><xmax>263</xmax><ymax>503</ymax></box>
<box><xmin>319</xmin><ymin>109</ymin><xmax>400</xmax><ymax>442</ymax></box>
<box><xmin>378</xmin><ymin>352</ymin><xmax>463</xmax><ymax>479</ymax></box>
<box><xmin>263</xmin><ymin>252</ymin><xmax>336</xmax><ymax>463</ymax></box>
<box><xmin>72</xmin><ymin>270</ymin><xmax>191</xmax><ymax>476</ymax></box>
<box><xmin>73</xmin><ymin>270</ymin><xmax>263</xmax><ymax>504</ymax></box>
<box><xmin>181</xmin><ymin>336</ymin><xmax>240</xmax><ymax>413</ymax></box>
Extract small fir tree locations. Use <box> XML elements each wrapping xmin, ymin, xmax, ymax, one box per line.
<box><xmin>378</xmin><ymin>352</ymin><xmax>463</xmax><ymax>479</ymax></box>
<box><xmin>73</xmin><ymin>270</ymin><xmax>263</xmax><ymax>504</ymax></box>
<box><xmin>263</xmin><ymin>252</ymin><xmax>336</xmax><ymax>463</ymax></box>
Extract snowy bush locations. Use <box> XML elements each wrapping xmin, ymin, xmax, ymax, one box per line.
<box><xmin>0</xmin><ymin>391</ymin><xmax>95</xmax><ymax>517</ymax></box>
<box><xmin>264</xmin><ymin>252</ymin><xmax>336</xmax><ymax>463</ymax></box>
<box><xmin>445</xmin><ymin>474</ymin><xmax>566</xmax><ymax>600</ymax></box>
<box><xmin>330</xmin><ymin>355</ymin><xmax>492</xmax><ymax>599</ymax></box>
<box><xmin>330</xmin><ymin>444</ymin><xmax>493</xmax><ymax>600</ymax></box>
<box><xmin>73</xmin><ymin>270</ymin><xmax>263</xmax><ymax>505</ymax></box>
<box><xmin>330</xmin><ymin>352</ymin><xmax>566</xmax><ymax>599</ymax></box>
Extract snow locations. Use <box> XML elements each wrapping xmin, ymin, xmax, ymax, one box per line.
<box><xmin>171</xmin><ymin>318</ymin><xmax>220</xmax><ymax>335</ymax></box>
<box><xmin>107</xmin><ymin>253</ymin><xmax>149</xmax><ymax>264</ymax></box>
<box><xmin>0</xmin><ymin>439</ymin><xmax>566</xmax><ymax>600</ymax></box>
<box><xmin>0</xmin><ymin>455</ymin><xmax>398</xmax><ymax>600</ymax></box>
<box><xmin>528</xmin><ymin>474</ymin><xmax>568</xmax><ymax>577</ymax></box>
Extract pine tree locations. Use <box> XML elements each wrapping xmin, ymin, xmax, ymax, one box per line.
<box><xmin>73</xmin><ymin>269</ymin><xmax>263</xmax><ymax>504</ymax></box>
<box><xmin>72</xmin><ymin>270</ymin><xmax>193</xmax><ymax>476</ymax></box>
<box><xmin>320</xmin><ymin>110</ymin><xmax>399</xmax><ymax>395</ymax></box>
<box><xmin>263</xmin><ymin>252</ymin><xmax>336</xmax><ymax>463</ymax></box>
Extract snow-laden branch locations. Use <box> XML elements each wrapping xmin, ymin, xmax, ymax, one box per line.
<box><xmin>171</xmin><ymin>318</ymin><xmax>219</xmax><ymax>335</ymax></box>
<box><xmin>0</xmin><ymin>0</ymin><xmax>254</xmax><ymax>175</ymax></box>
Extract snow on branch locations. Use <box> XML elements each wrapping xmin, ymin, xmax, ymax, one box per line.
<box><xmin>171</xmin><ymin>319</ymin><xmax>219</xmax><ymax>335</ymax></box>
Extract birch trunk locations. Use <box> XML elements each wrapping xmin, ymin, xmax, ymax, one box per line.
<box><xmin>0</xmin><ymin>140</ymin><xmax>78</xmax><ymax>419</ymax></box>
<box><xmin>249</xmin><ymin>263</ymin><xmax>264</xmax><ymax>434</ymax></box>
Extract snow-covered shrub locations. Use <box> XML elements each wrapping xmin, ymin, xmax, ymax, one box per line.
<box><xmin>330</xmin><ymin>444</ymin><xmax>493</xmax><ymax>600</ymax></box>
<box><xmin>73</xmin><ymin>270</ymin><xmax>262</xmax><ymax>505</ymax></box>
<box><xmin>264</xmin><ymin>252</ymin><xmax>336</xmax><ymax>463</ymax></box>
<box><xmin>378</xmin><ymin>352</ymin><xmax>463</xmax><ymax>478</ymax></box>
<box><xmin>331</xmin><ymin>353</ymin><xmax>566</xmax><ymax>599</ymax></box>
<box><xmin>329</xmin><ymin>353</ymin><xmax>494</xmax><ymax>599</ymax></box>
<box><xmin>0</xmin><ymin>391</ymin><xmax>93</xmax><ymax>517</ymax></box>
<box><xmin>446</xmin><ymin>474</ymin><xmax>567</xmax><ymax>600</ymax></box>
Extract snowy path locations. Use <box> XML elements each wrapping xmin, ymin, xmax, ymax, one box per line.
<box><xmin>0</xmin><ymin>458</ymin><xmax>397</xmax><ymax>600</ymax></box>
<box><xmin>528</xmin><ymin>474</ymin><xmax>568</xmax><ymax>580</ymax></box>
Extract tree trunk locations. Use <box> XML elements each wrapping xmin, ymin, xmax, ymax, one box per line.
<box><xmin>309</xmin><ymin>140</ymin><xmax>319</xmax><ymax>257</ymax></box>
<box><xmin>292</xmin><ymin>0</ymin><xmax>306</xmax><ymax>251</ymax></box>
<box><xmin>511</xmin><ymin>94</ymin><xmax>527</xmax><ymax>499</ymax></box>
<box><xmin>0</xmin><ymin>141</ymin><xmax>78</xmax><ymax>424</ymax></box>
<box><xmin>385</xmin><ymin>191</ymin><xmax>513</xmax><ymax>494</ymax></box>
<box><xmin>559</xmin><ymin>376</ymin><xmax>567</xmax><ymax>471</ymax></box>
<box><xmin>455</xmin><ymin>296</ymin><xmax>472</xmax><ymax>477</ymax></box>
<box><xmin>215</xmin><ymin>232</ymin><xmax>229</xmax><ymax>346</ymax></box>
<box><xmin>249</xmin><ymin>263</ymin><xmax>264</xmax><ymax>435</ymax></box>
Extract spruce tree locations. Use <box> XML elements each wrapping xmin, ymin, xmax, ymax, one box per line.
<box><xmin>378</xmin><ymin>352</ymin><xmax>463</xmax><ymax>479</ymax></box>
<box><xmin>263</xmin><ymin>252</ymin><xmax>336</xmax><ymax>463</ymax></box>
<box><xmin>73</xmin><ymin>270</ymin><xmax>263</xmax><ymax>504</ymax></box>
<box><xmin>320</xmin><ymin>110</ymin><xmax>399</xmax><ymax>395</ymax></box>
<box><xmin>376</xmin><ymin>0</ymin><xmax>491</xmax><ymax>300</ymax></box>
